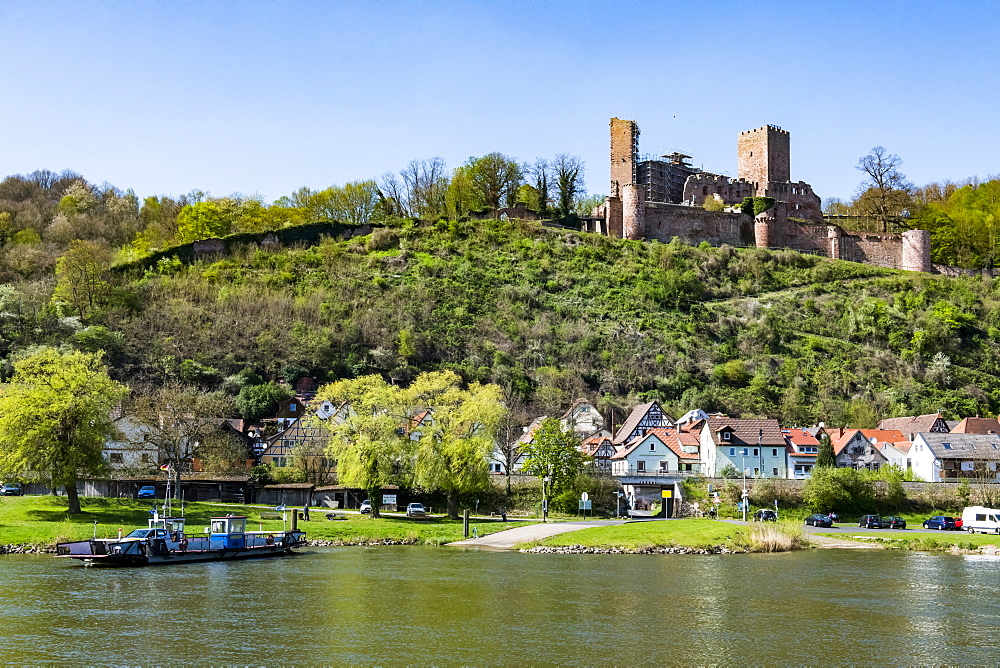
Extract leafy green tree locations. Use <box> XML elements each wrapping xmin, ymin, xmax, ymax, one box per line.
<box><xmin>718</xmin><ymin>463</ymin><xmax>740</xmax><ymax>479</ymax></box>
<box><xmin>316</xmin><ymin>374</ymin><xmax>410</xmax><ymax>518</ymax></box>
<box><xmin>467</xmin><ymin>153</ymin><xmax>523</xmax><ymax>212</ymax></box>
<box><xmin>815</xmin><ymin>432</ymin><xmax>836</xmax><ymax>468</ymax></box>
<box><xmin>176</xmin><ymin>200</ymin><xmax>236</xmax><ymax>242</ymax></box>
<box><xmin>53</xmin><ymin>239</ymin><xmax>113</xmax><ymax>319</ymax></box>
<box><xmin>520</xmin><ymin>417</ymin><xmax>584</xmax><ymax>493</ymax></box>
<box><xmin>0</xmin><ymin>348</ymin><xmax>126</xmax><ymax>514</ymax></box>
<box><xmin>407</xmin><ymin>370</ymin><xmax>504</xmax><ymax>519</ymax></box>
<box><xmin>236</xmin><ymin>382</ymin><xmax>294</xmax><ymax>420</ymax></box>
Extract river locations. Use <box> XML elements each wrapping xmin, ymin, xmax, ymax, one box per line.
<box><xmin>1</xmin><ymin>547</ymin><xmax>998</xmax><ymax>665</ymax></box>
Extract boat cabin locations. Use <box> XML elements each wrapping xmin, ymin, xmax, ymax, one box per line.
<box><xmin>209</xmin><ymin>515</ymin><xmax>247</xmax><ymax>548</ymax></box>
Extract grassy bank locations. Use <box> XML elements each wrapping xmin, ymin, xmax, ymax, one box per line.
<box><xmin>0</xmin><ymin>496</ymin><xmax>512</xmax><ymax>548</ymax></box>
<box><xmin>529</xmin><ymin>519</ymin><xmax>808</xmax><ymax>553</ymax></box>
<box><xmin>819</xmin><ymin>528</ymin><xmax>1000</xmax><ymax>552</ymax></box>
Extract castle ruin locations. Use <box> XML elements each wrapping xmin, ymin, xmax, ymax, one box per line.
<box><xmin>589</xmin><ymin>118</ymin><xmax>932</xmax><ymax>273</ymax></box>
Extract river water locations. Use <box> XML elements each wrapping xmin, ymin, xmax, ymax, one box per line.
<box><xmin>1</xmin><ymin>547</ymin><xmax>998</xmax><ymax>665</ymax></box>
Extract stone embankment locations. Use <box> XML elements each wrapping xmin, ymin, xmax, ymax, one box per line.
<box><xmin>1</xmin><ymin>544</ymin><xmax>54</xmax><ymax>554</ymax></box>
<box><xmin>307</xmin><ymin>538</ymin><xmax>418</xmax><ymax>547</ymax></box>
<box><xmin>520</xmin><ymin>544</ymin><xmax>734</xmax><ymax>555</ymax></box>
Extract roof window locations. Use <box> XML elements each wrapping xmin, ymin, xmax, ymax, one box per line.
<box><xmin>942</xmin><ymin>443</ymin><xmax>953</xmax><ymax>450</ymax></box>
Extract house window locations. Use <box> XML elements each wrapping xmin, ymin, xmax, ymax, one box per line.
<box><xmin>753</xmin><ymin>449</ymin><xmax>759</xmax><ymax>456</ymax></box>
<box><xmin>637</xmin><ymin>461</ymin><xmax>646</xmax><ymax>473</ymax></box>
<box><xmin>110</xmin><ymin>453</ymin><xmax>124</xmax><ymax>464</ymax></box>
<box><xmin>290</xmin><ymin>403</ymin><xmax>296</xmax><ymax>412</ymax></box>
<box><xmin>753</xmin><ymin>468</ymin><xmax>760</xmax><ymax>475</ymax></box>
<box><xmin>490</xmin><ymin>463</ymin><xmax>502</xmax><ymax>473</ymax></box>
<box><xmin>650</xmin><ymin>443</ymin><xmax>656</xmax><ymax>452</ymax></box>
<box><xmin>723</xmin><ymin>432</ymin><xmax>731</xmax><ymax>441</ymax></box>
<box><xmin>659</xmin><ymin>461</ymin><xmax>668</xmax><ymax>472</ymax></box>
<box><xmin>942</xmin><ymin>443</ymin><xmax>953</xmax><ymax>449</ymax></box>
<box><xmin>772</xmin><ymin>467</ymin><xmax>779</xmax><ymax>476</ymax></box>
<box><xmin>772</xmin><ymin>449</ymin><xmax>778</xmax><ymax>457</ymax></box>
<box><xmin>729</xmin><ymin>448</ymin><xmax>735</xmax><ymax>456</ymax></box>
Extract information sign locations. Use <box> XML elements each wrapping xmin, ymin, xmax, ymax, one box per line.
<box><xmin>661</xmin><ymin>489</ymin><xmax>673</xmax><ymax>498</ymax></box>
<box><xmin>382</xmin><ymin>494</ymin><xmax>397</xmax><ymax>505</ymax></box>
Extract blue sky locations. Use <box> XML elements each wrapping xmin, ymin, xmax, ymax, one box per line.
<box><xmin>1</xmin><ymin>1</ymin><xmax>997</xmax><ymax>204</ymax></box>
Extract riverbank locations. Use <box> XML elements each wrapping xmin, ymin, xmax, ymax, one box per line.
<box><xmin>0</xmin><ymin>496</ymin><xmax>513</xmax><ymax>549</ymax></box>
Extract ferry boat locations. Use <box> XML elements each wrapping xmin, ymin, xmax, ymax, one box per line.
<box><xmin>56</xmin><ymin>513</ymin><xmax>306</xmax><ymax>566</ymax></box>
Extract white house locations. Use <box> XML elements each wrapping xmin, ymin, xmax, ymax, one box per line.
<box><xmin>559</xmin><ymin>399</ymin><xmax>605</xmax><ymax>438</ymax></box>
<box><xmin>700</xmin><ymin>418</ymin><xmax>786</xmax><ymax>478</ymax></box>
<box><xmin>610</xmin><ymin>428</ymin><xmax>700</xmax><ymax>476</ymax></box>
<box><xmin>103</xmin><ymin>416</ymin><xmax>159</xmax><ymax>470</ymax></box>
<box><xmin>910</xmin><ymin>433</ymin><xmax>1000</xmax><ymax>482</ymax></box>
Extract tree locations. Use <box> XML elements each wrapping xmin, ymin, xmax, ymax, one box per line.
<box><xmin>407</xmin><ymin>371</ymin><xmax>504</xmax><ymax>519</ymax></box>
<box><xmin>176</xmin><ymin>200</ymin><xmax>236</xmax><ymax>242</ymax></box>
<box><xmin>495</xmin><ymin>389</ymin><xmax>531</xmax><ymax>495</ymax></box>
<box><xmin>0</xmin><ymin>348</ymin><xmax>126</xmax><ymax>514</ymax></box>
<box><xmin>316</xmin><ymin>374</ymin><xmax>410</xmax><ymax>518</ymax></box>
<box><xmin>445</xmin><ymin>166</ymin><xmax>476</xmax><ymax>220</ymax></box>
<box><xmin>53</xmin><ymin>240</ymin><xmax>114</xmax><ymax>319</ymax></box>
<box><xmin>129</xmin><ymin>383</ymin><xmax>236</xmax><ymax>470</ymax></box>
<box><xmin>856</xmin><ymin>146</ymin><xmax>913</xmax><ymax>232</ymax></box>
<box><xmin>236</xmin><ymin>382</ymin><xmax>294</xmax><ymax>420</ymax></box>
<box><xmin>401</xmin><ymin>158</ymin><xmax>449</xmax><ymax>220</ymax></box>
<box><xmin>467</xmin><ymin>153</ymin><xmax>523</xmax><ymax>212</ymax></box>
<box><xmin>520</xmin><ymin>417</ymin><xmax>584</xmax><ymax>493</ymax></box>
<box><xmin>815</xmin><ymin>432</ymin><xmax>836</xmax><ymax>468</ymax></box>
<box><xmin>553</xmin><ymin>154</ymin><xmax>584</xmax><ymax>218</ymax></box>
<box><xmin>528</xmin><ymin>158</ymin><xmax>551</xmax><ymax>216</ymax></box>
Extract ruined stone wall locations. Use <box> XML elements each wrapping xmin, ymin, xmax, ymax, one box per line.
<box><xmin>840</xmin><ymin>232</ymin><xmax>905</xmax><ymax>269</ymax></box>
<box><xmin>768</xmin><ymin>219</ymin><xmax>835</xmax><ymax>254</ymax></box>
<box><xmin>785</xmin><ymin>181</ymin><xmax>823</xmax><ymax>222</ymax></box>
<box><xmin>622</xmin><ymin>185</ymin><xmax>645</xmax><ymax>240</ymax></box>
<box><xmin>610</xmin><ymin>118</ymin><xmax>639</xmax><ymax>197</ymax></box>
<box><xmin>683</xmin><ymin>174</ymin><xmax>754</xmax><ymax>206</ymax></box>
<box><xmin>642</xmin><ymin>203</ymin><xmax>754</xmax><ymax>246</ymax></box>
<box><xmin>737</xmin><ymin>125</ymin><xmax>790</xmax><ymax>188</ymax></box>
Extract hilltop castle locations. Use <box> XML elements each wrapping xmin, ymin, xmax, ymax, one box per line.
<box><xmin>588</xmin><ymin>118</ymin><xmax>931</xmax><ymax>273</ymax></box>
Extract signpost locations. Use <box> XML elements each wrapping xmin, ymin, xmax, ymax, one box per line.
<box><xmin>661</xmin><ymin>488</ymin><xmax>673</xmax><ymax>518</ymax></box>
<box><xmin>578</xmin><ymin>492</ymin><xmax>591</xmax><ymax>518</ymax></box>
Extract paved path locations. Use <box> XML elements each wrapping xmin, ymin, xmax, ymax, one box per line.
<box><xmin>448</xmin><ymin>520</ymin><xmax>628</xmax><ymax>548</ymax></box>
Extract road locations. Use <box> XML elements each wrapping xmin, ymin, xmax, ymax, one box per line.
<box><xmin>448</xmin><ymin>520</ymin><xmax>628</xmax><ymax>548</ymax></box>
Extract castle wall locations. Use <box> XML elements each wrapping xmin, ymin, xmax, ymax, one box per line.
<box><xmin>622</xmin><ymin>185</ymin><xmax>645</xmax><ymax>240</ymax></box>
<box><xmin>768</xmin><ymin>219</ymin><xmax>834</xmax><ymax>254</ymax></box>
<box><xmin>642</xmin><ymin>203</ymin><xmax>754</xmax><ymax>246</ymax></box>
<box><xmin>901</xmin><ymin>229</ymin><xmax>932</xmax><ymax>272</ymax></box>
<box><xmin>840</xmin><ymin>232</ymin><xmax>905</xmax><ymax>269</ymax></box>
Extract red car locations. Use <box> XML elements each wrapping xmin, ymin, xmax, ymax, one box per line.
<box><xmin>955</xmin><ymin>517</ymin><xmax>964</xmax><ymax>529</ymax></box>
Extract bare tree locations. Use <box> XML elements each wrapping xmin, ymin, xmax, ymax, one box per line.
<box><xmin>401</xmin><ymin>157</ymin><xmax>449</xmax><ymax>220</ymax></box>
<box><xmin>129</xmin><ymin>384</ymin><xmax>236</xmax><ymax>470</ymax></box>
<box><xmin>856</xmin><ymin>146</ymin><xmax>913</xmax><ymax>232</ymax></box>
<box><xmin>529</xmin><ymin>158</ymin><xmax>551</xmax><ymax>216</ymax></box>
<box><xmin>495</xmin><ymin>389</ymin><xmax>532</xmax><ymax>495</ymax></box>
<box><xmin>376</xmin><ymin>172</ymin><xmax>408</xmax><ymax>217</ymax></box>
<box><xmin>554</xmin><ymin>154</ymin><xmax>584</xmax><ymax>218</ymax></box>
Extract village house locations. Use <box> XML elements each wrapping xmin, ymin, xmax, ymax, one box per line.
<box><xmin>560</xmin><ymin>398</ymin><xmax>606</xmax><ymax>438</ymax></box>
<box><xmin>610</xmin><ymin>427</ymin><xmax>700</xmax><ymax>476</ymax></box>
<box><xmin>950</xmin><ymin>416</ymin><xmax>1000</xmax><ymax>435</ymax></box>
<box><xmin>910</xmin><ymin>432</ymin><xmax>1000</xmax><ymax>482</ymax></box>
<box><xmin>783</xmin><ymin>428</ymin><xmax>820</xmax><ymax>479</ymax></box>
<box><xmin>700</xmin><ymin>417</ymin><xmax>786</xmax><ymax>478</ymax></box>
<box><xmin>876</xmin><ymin>414</ymin><xmax>950</xmax><ymax>441</ymax></box>
<box><xmin>580</xmin><ymin>433</ymin><xmax>615</xmax><ymax>471</ymax></box>
<box><xmin>102</xmin><ymin>415</ymin><xmax>159</xmax><ymax>471</ymax></box>
<box><xmin>612</xmin><ymin>400</ymin><xmax>675</xmax><ymax>447</ymax></box>
<box><xmin>830</xmin><ymin>429</ymin><xmax>893</xmax><ymax>470</ymax></box>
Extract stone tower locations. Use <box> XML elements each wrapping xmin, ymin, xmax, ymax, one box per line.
<box><xmin>737</xmin><ymin>125</ymin><xmax>790</xmax><ymax>192</ymax></box>
<box><xmin>901</xmin><ymin>229</ymin><xmax>933</xmax><ymax>272</ymax></box>
<box><xmin>610</xmin><ymin>118</ymin><xmax>639</xmax><ymax>198</ymax></box>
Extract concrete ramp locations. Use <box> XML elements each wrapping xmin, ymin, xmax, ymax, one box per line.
<box><xmin>448</xmin><ymin>520</ymin><xmax>626</xmax><ymax>548</ymax></box>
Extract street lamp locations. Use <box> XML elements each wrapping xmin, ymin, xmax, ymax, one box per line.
<box><xmin>614</xmin><ymin>491</ymin><xmax>622</xmax><ymax>518</ymax></box>
<box><xmin>542</xmin><ymin>475</ymin><xmax>551</xmax><ymax>523</ymax></box>
<box><xmin>741</xmin><ymin>448</ymin><xmax>749</xmax><ymax>522</ymax></box>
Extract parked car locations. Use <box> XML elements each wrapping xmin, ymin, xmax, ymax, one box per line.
<box><xmin>859</xmin><ymin>514</ymin><xmax>883</xmax><ymax>528</ymax></box>
<box><xmin>137</xmin><ymin>485</ymin><xmax>156</xmax><ymax>499</ymax></box>
<box><xmin>954</xmin><ymin>517</ymin><xmax>964</xmax><ymax>529</ymax></box>
<box><xmin>961</xmin><ymin>506</ymin><xmax>1000</xmax><ymax>534</ymax></box>
<box><xmin>1</xmin><ymin>482</ymin><xmax>24</xmax><ymax>496</ymax></box>
<box><xmin>359</xmin><ymin>499</ymin><xmax>372</xmax><ymax>514</ymax></box>
<box><xmin>922</xmin><ymin>516</ymin><xmax>957</xmax><ymax>530</ymax></box>
<box><xmin>805</xmin><ymin>514</ymin><xmax>833</xmax><ymax>528</ymax></box>
<box><xmin>883</xmin><ymin>516</ymin><xmax>907</xmax><ymax>529</ymax></box>
<box><xmin>753</xmin><ymin>509</ymin><xmax>777</xmax><ymax>522</ymax></box>
<box><xmin>405</xmin><ymin>503</ymin><xmax>427</xmax><ymax>518</ymax></box>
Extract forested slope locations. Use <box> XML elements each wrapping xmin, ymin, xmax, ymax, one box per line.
<box><xmin>18</xmin><ymin>216</ymin><xmax>998</xmax><ymax>428</ymax></box>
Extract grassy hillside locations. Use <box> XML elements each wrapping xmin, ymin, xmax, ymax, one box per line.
<box><xmin>14</xmin><ymin>217</ymin><xmax>1000</xmax><ymax>425</ymax></box>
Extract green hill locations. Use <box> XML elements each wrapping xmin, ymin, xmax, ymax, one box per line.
<box><xmin>11</xmin><ymin>217</ymin><xmax>1000</xmax><ymax>426</ymax></box>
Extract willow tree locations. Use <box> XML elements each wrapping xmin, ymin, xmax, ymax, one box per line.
<box><xmin>406</xmin><ymin>371</ymin><xmax>504</xmax><ymax>519</ymax></box>
<box><xmin>0</xmin><ymin>348</ymin><xmax>127</xmax><ymax>514</ymax></box>
<box><xmin>316</xmin><ymin>374</ymin><xmax>409</xmax><ymax>518</ymax></box>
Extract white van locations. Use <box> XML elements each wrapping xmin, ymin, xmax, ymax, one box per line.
<box><xmin>961</xmin><ymin>506</ymin><xmax>1000</xmax><ymax>534</ymax></box>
